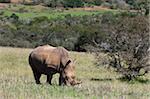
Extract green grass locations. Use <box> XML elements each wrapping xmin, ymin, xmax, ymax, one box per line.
<box><xmin>0</xmin><ymin>4</ymin><xmax>116</xmax><ymax>20</ymax></box>
<box><xmin>2</xmin><ymin>10</ymin><xmax>104</xmax><ymax>19</ymax></box>
<box><xmin>0</xmin><ymin>46</ymin><xmax>150</xmax><ymax>99</ymax></box>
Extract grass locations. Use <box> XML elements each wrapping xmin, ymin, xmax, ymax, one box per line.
<box><xmin>0</xmin><ymin>46</ymin><xmax>150</xmax><ymax>99</ymax></box>
<box><xmin>2</xmin><ymin>10</ymin><xmax>103</xmax><ymax>19</ymax></box>
<box><xmin>0</xmin><ymin>4</ymin><xmax>116</xmax><ymax>20</ymax></box>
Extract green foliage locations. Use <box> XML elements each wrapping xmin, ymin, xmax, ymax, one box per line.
<box><xmin>1</xmin><ymin>7</ymin><xmax>105</xmax><ymax>20</ymax></box>
<box><xmin>0</xmin><ymin>11</ymin><xmax>140</xmax><ymax>52</ymax></box>
<box><xmin>0</xmin><ymin>0</ymin><xmax>10</xmax><ymax>3</ymax></box>
<box><xmin>63</xmin><ymin>0</ymin><xmax>84</xmax><ymax>8</ymax></box>
<box><xmin>42</xmin><ymin>0</ymin><xmax>84</xmax><ymax>8</ymax></box>
<box><xmin>101</xmin><ymin>2</ymin><xmax>112</xmax><ymax>8</ymax></box>
<box><xmin>42</xmin><ymin>0</ymin><xmax>103</xmax><ymax>8</ymax></box>
<box><xmin>43</xmin><ymin>0</ymin><xmax>64</xmax><ymax>7</ymax></box>
<box><xmin>10</xmin><ymin>13</ymin><xmax>19</xmax><ymax>20</ymax></box>
<box><xmin>0</xmin><ymin>8</ymin><xmax>116</xmax><ymax>50</ymax></box>
<box><xmin>125</xmin><ymin>0</ymin><xmax>149</xmax><ymax>15</ymax></box>
<box><xmin>136</xmin><ymin>0</ymin><xmax>149</xmax><ymax>16</ymax></box>
<box><xmin>94</xmin><ymin>0</ymin><xmax>102</xmax><ymax>6</ymax></box>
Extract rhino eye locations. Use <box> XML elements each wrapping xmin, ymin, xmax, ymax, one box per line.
<box><xmin>65</xmin><ymin>76</ymin><xmax>69</xmax><ymax>80</ymax></box>
<box><xmin>72</xmin><ymin>76</ymin><xmax>75</xmax><ymax>79</ymax></box>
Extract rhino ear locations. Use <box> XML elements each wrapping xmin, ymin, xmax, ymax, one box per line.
<box><xmin>65</xmin><ymin>60</ymin><xmax>71</xmax><ymax>68</ymax></box>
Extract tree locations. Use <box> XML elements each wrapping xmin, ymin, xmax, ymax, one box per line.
<box><xmin>63</xmin><ymin>0</ymin><xmax>84</xmax><ymax>8</ymax></box>
<box><xmin>136</xmin><ymin>0</ymin><xmax>149</xmax><ymax>16</ymax></box>
<box><xmin>94</xmin><ymin>13</ymin><xmax>149</xmax><ymax>80</ymax></box>
<box><xmin>125</xmin><ymin>0</ymin><xmax>149</xmax><ymax>16</ymax></box>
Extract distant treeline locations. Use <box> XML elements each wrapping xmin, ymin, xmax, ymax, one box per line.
<box><xmin>0</xmin><ymin>0</ymin><xmax>149</xmax><ymax>14</ymax></box>
<box><xmin>0</xmin><ymin>11</ymin><xmax>148</xmax><ymax>52</ymax></box>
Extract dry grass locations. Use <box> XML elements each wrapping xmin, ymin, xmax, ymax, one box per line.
<box><xmin>0</xmin><ymin>46</ymin><xmax>150</xmax><ymax>99</ymax></box>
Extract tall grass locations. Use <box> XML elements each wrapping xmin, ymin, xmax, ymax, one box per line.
<box><xmin>0</xmin><ymin>47</ymin><xmax>150</xmax><ymax>99</ymax></box>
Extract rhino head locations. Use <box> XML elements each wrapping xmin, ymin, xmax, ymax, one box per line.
<box><xmin>60</xmin><ymin>59</ymin><xmax>82</xmax><ymax>86</ymax></box>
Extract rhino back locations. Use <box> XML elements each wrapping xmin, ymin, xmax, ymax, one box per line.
<box><xmin>29</xmin><ymin>45</ymin><xmax>69</xmax><ymax>73</ymax></box>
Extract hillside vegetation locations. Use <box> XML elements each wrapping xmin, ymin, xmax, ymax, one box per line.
<box><xmin>0</xmin><ymin>47</ymin><xmax>150</xmax><ymax>99</ymax></box>
<box><xmin>0</xmin><ymin>4</ymin><xmax>118</xmax><ymax>49</ymax></box>
<box><xmin>0</xmin><ymin>0</ymin><xmax>149</xmax><ymax>15</ymax></box>
<box><xmin>0</xmin><ymin>3</ymin><xmax>149</xmax><ymax>80</ymax></box>
<box><xmin>0</xmin><ymin>4</ymin><xmax>115</xmax><ymax>19</ymax></box>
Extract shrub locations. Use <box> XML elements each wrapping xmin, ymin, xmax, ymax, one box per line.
<box><xmin>10</xmin><ymin>13</ymin><xmax>19</xmax><ymax>20</ymax></box>
<box><xmin>63</xmin><ymin>0</ymin><xmax>84</xmax><ymax>8</ymax></box>
<box><xmin>43</xmin><ymin>0</ymin><xmax>62</xmax><ymax>7</ymax></box>
<box><xmin>0</xmin><ymin>11</ymin><xmax>4</xmax><ymax>15</ymax></box>
<box><xmin>94</xmin><ymin>0</ymin><xmax>102</xmax><ymax>6</ymax></box>
<box><xmin>101</xmin><ymin>2</ymin><xmax>112</xmax><ymax>8</ymax></box>
<box><xmin>0</xmin><ymin>0</ymin><xmax>10</xmax><ymax>3</ymax></box>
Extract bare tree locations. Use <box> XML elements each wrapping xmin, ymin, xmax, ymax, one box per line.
<box><xmin>95</xmin><ymin>15</ymin><xmax>150</xmax><ymax>80</ymax></box>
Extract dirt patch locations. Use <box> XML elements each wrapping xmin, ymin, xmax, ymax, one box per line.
<box><xmin>0</xmin><ymin>3</ymin><xmax>9</xmax><ymax>9</ymax></box>
<box><xmin>73</xmin><ymin>6</ymin><xmax>110</xmax><ymax>11</ymax></box>
<box><xmin>84</xmin><ymin>6</ymin><xmax>109</xmax><ymax>11</ymax></box>
<box><xmin>11</xmin><ymin>0</ymin><xmax>21</xmax><ymax>3</ymax></box>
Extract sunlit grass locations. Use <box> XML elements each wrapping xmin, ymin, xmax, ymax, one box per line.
<box><xmin>0</xmin><ymin>4</ymin><xmax>116</xmax><ymax>20</ymax></box>
<box><xmin>0</xmin><ymin>47</ymin><xmax>150</xmax><ymax>99</ymax></box>
<box><xmin>2</xmin><ymin>10</ymin><xmax>102</xmax><ymax>19</ymax></box>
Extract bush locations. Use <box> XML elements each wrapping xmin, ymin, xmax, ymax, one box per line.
<box><xmin>101</xmin><ymin>2</ymin><xmax>112</xmax><ymax>8</ymax></box>
<box><xmin>42</xmin><ymin>0</ymin><xmax>84</xmax><ymax>8</ymax></box>
<box><xmin>63</xmin><ymin>0</ymin><xmax>84</xmax><ymax>8</ymax></box>
<box><xmin>94</xmin><ymin>0</ymin><xmax>102</xmax><ymax>6</ymax></box>
<box><xmin>0</xmin><ymin>0</ymin><xmax>10</xmax><ymax>3</ymax></box>
<box><xmin>114</xmin><ymin>0</ymin><xmax>130</xmax><ymax>10</ymax></box>
<box><xmin>43</xmin><ymin>0</ymin><xmax>62</xmax><ymax>7</ymax></box>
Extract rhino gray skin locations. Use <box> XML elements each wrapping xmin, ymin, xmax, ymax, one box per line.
<box><xmin>28</xmin><ymin>45</ymin><xmax>81</xmax><ymax>86</ymax></box>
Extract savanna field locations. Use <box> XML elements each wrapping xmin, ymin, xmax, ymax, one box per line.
<box><xmin>0</xmin><ymin>47</ymin><xmax>150</xmax><ymax>99</ymax></box>
<box><xmin>0</xmin><ymin>2</ymin><xmax>150</xmax><ymax>99</ymax></box>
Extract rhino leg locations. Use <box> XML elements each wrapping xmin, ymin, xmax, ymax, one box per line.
<box><xmin>46</xmin><ymin>75</ymin><xmax>53</xmax><ymax>85</ymax></box>
<box><xmin>59</xmin><ymin>73</ymin><xmax>65</xmax><ymax>86</ymax></box>
<box><xmin>33</xmin><ymin>71</ymin><xmax>41</xmax><ymax>84</ymax></box>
